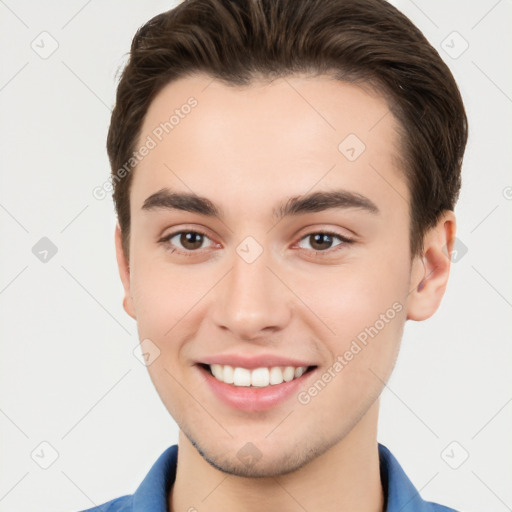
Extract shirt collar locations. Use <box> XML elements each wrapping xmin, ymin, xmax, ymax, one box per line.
<box><xmin>378</xmin><ymin>443</ymin><xmax>438</xmax><ymax>511</ymax></box>
<box><xmin>131</xmin><ymin>445</ymin><xmax>177</xmax><ymax>512</ymax></box>
<box><xmin>131</xmin><ymin>443</ymin><xmax>436</xmax><ymax>512</ymax></box>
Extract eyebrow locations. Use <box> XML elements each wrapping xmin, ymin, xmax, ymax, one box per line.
<box><xmin>141</xmin><ymin>187</ymin><xmax>380</xmax><ymax>219</ymax></box>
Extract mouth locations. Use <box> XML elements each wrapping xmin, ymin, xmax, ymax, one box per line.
<box><xmin>199</xmin><ymin>363</ymin><xmax>317</xmax><ymax>388</ymax></box>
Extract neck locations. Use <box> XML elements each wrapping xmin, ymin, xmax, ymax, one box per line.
<box><xmin>169</xmin><ymin>400</ymin><xmax>384</xmax><ymax>512</ymax></box>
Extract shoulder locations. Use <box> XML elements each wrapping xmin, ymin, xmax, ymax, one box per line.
<box><xmin>77</xmin><ymin>494</ymin><xmax>133</xmax><ymax>512</ymax></box>
<box><xmin>73</xmin><ymin>444</ymin><xmax>178</xmax><ymax>512</ymax></box>
<box><xmin>378</xmin><ymin>443</ymin><xmax>464</xmax><ymax>512</ymax></box>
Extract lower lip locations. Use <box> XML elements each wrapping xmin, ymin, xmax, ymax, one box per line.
<box><xmin>197</xmin><ymin>365</ymin><xmax>317</xmax><ymax>412</ymax></box>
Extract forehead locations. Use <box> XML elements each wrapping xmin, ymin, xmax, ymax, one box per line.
<box><xmin>131</xmin><ymin>73</ymin><xmax>408</xmax><ymax>217</ymax></box>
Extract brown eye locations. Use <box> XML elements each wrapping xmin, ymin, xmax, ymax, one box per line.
<box><xmin>162</xmin><ymin>231</ymin><xmax>213</xmax><ymax>252</ymax></box>
<box><xmin>310</xmin><ymin>233</ymin><xmax>334</xmax><ymax>250</ymax></box>
<box><xmin>297</xmin><ymin>232</ymin><xmax>351</xmax><ymax>252</ymax></box>
<box><xmin>179</xmin><ymin>232</ymin><xmax>204</xmax><ymax>250</ymax></box>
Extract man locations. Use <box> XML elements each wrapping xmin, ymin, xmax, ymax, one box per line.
<box><xmin>84</xmin><ymin>0</ymin><xmax>467</xmax><ymax>510</ymax></box>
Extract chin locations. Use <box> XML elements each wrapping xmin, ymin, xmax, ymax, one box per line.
<box><xmin>186</xmin><ymin>429</ymin><xmax>331</xmax><ymax>478</ymax></box>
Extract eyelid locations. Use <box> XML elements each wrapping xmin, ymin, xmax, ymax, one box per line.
<box><xmin>294</xmin><ymin>230</ymin><xmax>355</xmax><ymax>255</ymax></box>
<box><xmin>159</xmin><ymin>223</ymin><xmax>216</xmax><ymax>241</ymax></box>
<box><xmin>158</xmin><ymin>226</ymin><xmax>355</xmax><ymax>256</ymax></box>
<box><xmin>158</xmin><ymin>227</ymin><xmax>219</xmax><ymax>254</ymax></box>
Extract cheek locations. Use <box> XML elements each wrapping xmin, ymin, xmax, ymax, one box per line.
<box><xmin>129</xmin><ymin>251</ymin><xmax>221</xmax><ymax>342</ymax></box>
<box><xmin>294</xmin><ymin>279</ymin><xmax>407</xmax><ymax>426</ymax></box>
<box><xmin>289</xmin><ymin>251</ymin><xmax>409</xmax><ymax>407</ymax></box>
<box><xmin>290</xmin><ymin>254</ymin><xmax>409</xmax><ymax>342</ymax></box>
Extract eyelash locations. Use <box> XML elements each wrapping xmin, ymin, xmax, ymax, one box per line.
<box><xmin>158</xmin><ymin>229</ymin><xmax>214</xmax><ymax>257</ymax></box>
<box><xmin>158</xmin><ymin>229</ymin><xmax>354</xmax><ymax>257</ymax></box>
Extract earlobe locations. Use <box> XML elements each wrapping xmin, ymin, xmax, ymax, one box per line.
<box><xmin>406</xmin><ymin>211</ymin><xmax>456</xmax><ymax>321</ymax></box>
<box><xmin>114</xmin><ymin>224</ymin><xmax>136</xmax><ymax>320</ymax></box>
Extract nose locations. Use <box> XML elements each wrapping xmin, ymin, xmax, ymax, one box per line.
<box><xmin>210</xmin><ymin>250</ymin><xmax>292</xmax><ymax>341</ymax></box>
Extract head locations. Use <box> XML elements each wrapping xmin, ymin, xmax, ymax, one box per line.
<box><xmin>108</xmin><ymin>0</ymin><xmax>467</xmax><ymax>477</ymax></box>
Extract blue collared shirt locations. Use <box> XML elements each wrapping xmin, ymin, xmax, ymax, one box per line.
<box><xmin>79</xmin><ymin>443</ymin><xmax>461</xmax><ymax>512</ymax></box>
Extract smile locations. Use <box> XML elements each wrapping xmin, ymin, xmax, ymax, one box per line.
<box><xmin>204</xmin><ymin>363</ymin><xmax>316</xmax><ymax>388</ymax></box>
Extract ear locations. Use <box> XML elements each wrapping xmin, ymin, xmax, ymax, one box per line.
<box><xmin>114</xmin><ymin>224</ymin><xmax>136</xmax><ymax>319</ymax></box>
<box><xmin>406</xmin><ymin>210</ymin><xmax>456</xmax><ymax>321</ymax></box>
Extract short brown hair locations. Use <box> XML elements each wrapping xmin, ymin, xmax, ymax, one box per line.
<box><xmin>107</xmin><ymin>0</ymin><xmax>468</xmax><ymax>259</ymax></box>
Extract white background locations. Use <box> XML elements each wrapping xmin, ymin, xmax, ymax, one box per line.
<box><xmin>0</xmin><ymin>1</ymin><xmax>511</xmax><ymax>511</ymax></box>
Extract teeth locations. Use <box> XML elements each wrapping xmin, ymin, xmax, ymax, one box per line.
<box><xmin>210</xmin><ymin>364</ymin><xmax>223</xmax><ymax>380</ymax></box>
<box><xmin>294</xmin><ymin>367</ymin><xmax>306</xmax><ymax>378</ymax></box>
<box><xmin>223</xmin><ymin>365</ymin><xmax>234</xmax><ymax>384</ymax></box>
<box><xmin>283</xmin><ymin>366</ymin><xmax>295</xmax><ymax>382</ymax></box>
<box><xmin>250</xmin><ymin>367</ymin><xmax>269</xmax><ymax>387</ymax></box>
<box><xmin>269</xmin><ymin>366</ymin><xmax>284</xmax><ymax>385</ymax></box>
<box><xmin>233</xmin><ymin>367</ymin><xmax>251</xmax><ymax>386</ymax></box>
<box><xmin>207</xmin><ymin>364</ymin><xmax>309</xmax><ymax>387</ymax></box>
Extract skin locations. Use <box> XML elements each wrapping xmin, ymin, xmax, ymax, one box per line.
<box><xmin>115</xmin><ymin>73</ymin><xmax>456</xmax><ymax>512</ymax></box>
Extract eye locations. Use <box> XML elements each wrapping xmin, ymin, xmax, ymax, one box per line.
<box><xmin>159</xmin><ymin>230</ymin><xmax>214</xmax><ymax>252</ymax></box>
<box><xmin>297</xmin><ymin>232</ymin><xmax>352</xmax><ymax>252</ymax></box>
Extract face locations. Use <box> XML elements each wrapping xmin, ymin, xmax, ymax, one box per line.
<box><xmin>117</xmin><ymin>73</ymin><xmax>432</xmax><ymax>477</ymax></box>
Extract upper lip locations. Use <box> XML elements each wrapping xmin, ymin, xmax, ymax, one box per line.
<box><xmin>199</xmin><ymin>354</ymin><xmax>316</xmax><ymax>369</ymax></box>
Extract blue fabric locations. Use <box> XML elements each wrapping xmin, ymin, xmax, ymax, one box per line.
<box><xmin>79</xmin><ymin>443</ymin><xmax>461</xmax><ymax>512</ymax></box>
